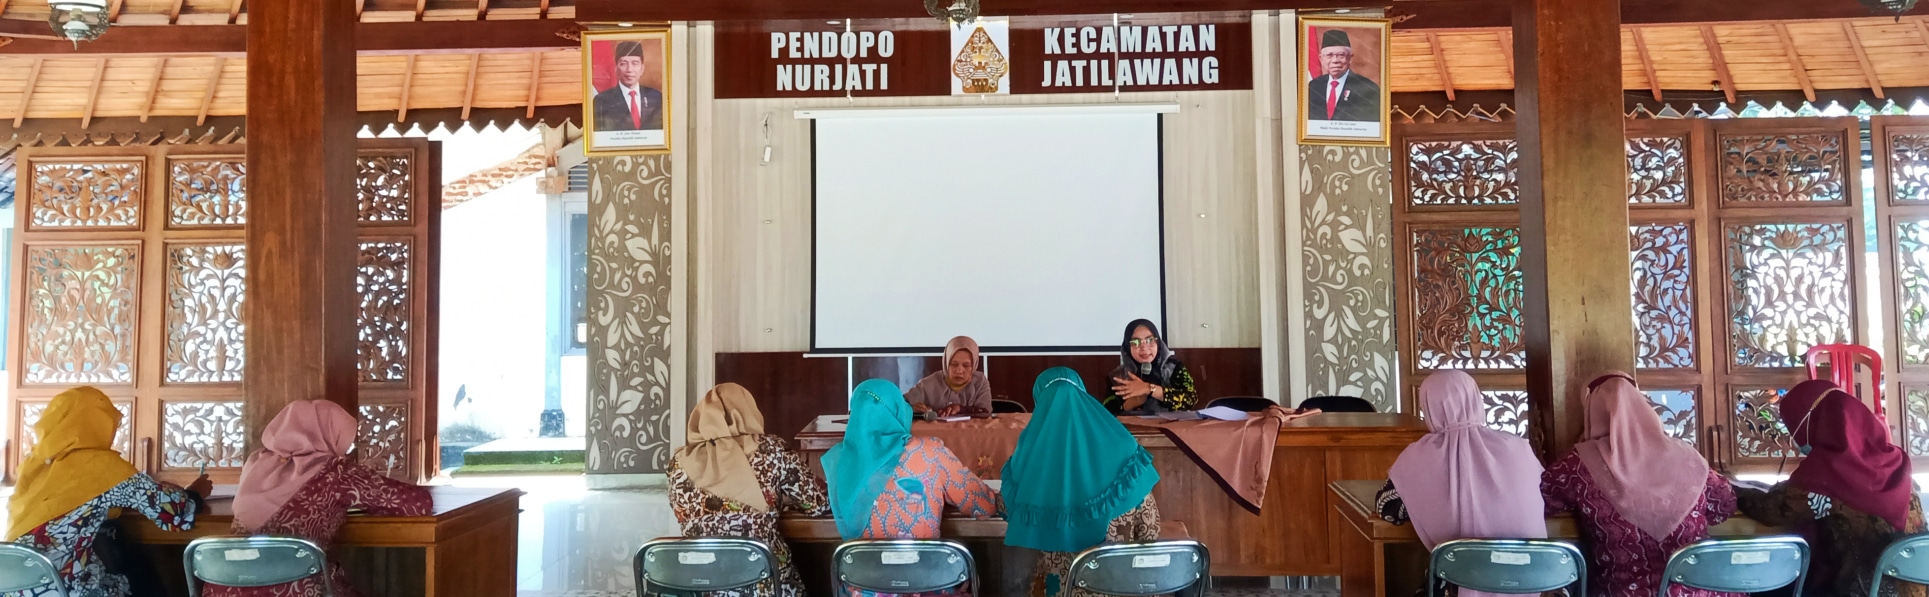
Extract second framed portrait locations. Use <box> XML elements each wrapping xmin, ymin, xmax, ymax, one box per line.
<box><xmin>582</xmin><ymin>28</ymin><xmax>673</xmax><ymax>155</ymax></box>
<box><xmin>1297</xmin><ymin>16</ymin><xmax>1390</xmax><ymax>147</ymax></box>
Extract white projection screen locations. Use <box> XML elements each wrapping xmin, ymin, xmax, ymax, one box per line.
<box><xmin>807</xmin><ymin>105</ymin><xmax>1169</xmax><ymax>353</ymax></box>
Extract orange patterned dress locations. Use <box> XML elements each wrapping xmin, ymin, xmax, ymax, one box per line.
<box><xmin>851</xmin><ymin>437</ymin><xmax>1000</xmax><ymax>597</ymax></box>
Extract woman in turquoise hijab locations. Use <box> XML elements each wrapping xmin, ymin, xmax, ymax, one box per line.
<box><xmin>824</xmin><ymin>379</ymin><xmax>1000</xmax><ymax>596</ymax></box>
<box><xmin>1002</xmin><ymin>368</ymin><xmax>1162</xmax><ymax>597</ymax></box>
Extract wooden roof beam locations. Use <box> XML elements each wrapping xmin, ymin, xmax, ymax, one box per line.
<box><xmin>478</xmin><ymin>0</ymin><xmax>489</xmax><ymax>20</ymax></box>
<box><xmin>228</xmin><ymin>0</ymin><xmax>243</xmax><ymax>24</ymax></box>
<box><xmin>107</xmin><ymin>0</ymin><xmax>125</xmax><ymax>23</ymax></box>
<box><xmin>540</xmin><ymin>0</ymin><xmax>550</xmax><ymax>17</ymax></box>
<box><xmin>461</xmin><ymin>54</ymin><xmax>480</xmax><ymax>120</ymax></box>
<box><xmin>1700</xmin><ymin>25</ymin><xmax>1736</xmax><ymax>104</ymax></box>
<box><xmin>1632</xmin><ymin>26</ymin><xmax>1661</xmax><ymax>101</ymax></box>
<box><xmin>525</xmin><ymin>52</ymin><xmax>541</xmax><ymax>119</ymax></box>
<box><xmin>1425</xmin><ymin>32</ymin><xmax>1454</xmax><ymax>102</ymax></box>
<box><xmin>140</xmin><ymin>57</ymin><xmax>166</xmax><ymax>122</ymax></box>
<box><xmin>80</xmin><ymin>58</ymin><xmax>108</xmax><ymax>129</ymax></box>
<box><xmin>168</xmin><ymin>0</ymin><xmax>187</xmax><ymax>24</ymax></box>
<box><xmin>1498</xmin><ymin>31</ymin><xmax>1512</xmax><ymax>80</ymax></box>
<box><xmin>1773</xmin><ymin>23</ymin><xmax>1815</xmax><ymax>102</ymax></box>
<box><xmin>0</xmin><ymin>18</ymin><xmax>578</xmax><ymax>54</ymax></box>
<box><xmin>397</xmin><ymin>54</ymin><xmax>417</xmax><ymax>122</ymax></box>
<box><xmin>14</xmin><ymin>57</ymin><xmax>42</xmax><ymax>127</ymax></box>
<box><xmin>415</xmin><ymin>0</ymin><xmax>426</xmax><ymax>21</ymax></box>
<box><xmin>1845</xmin><ymin>21</ymin><xmax>1885</xmax><ymax>100</ymax></box>
<box><xmin>196</xmin><ymin>56</ymin><xmax>224</xmax><ymax>126</ymax></box>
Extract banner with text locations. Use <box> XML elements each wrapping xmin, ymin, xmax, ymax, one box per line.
<box><xmin>715</xmin><ymin>13</ymin><xmax>1251</xmax><ymax>99</ymax></box>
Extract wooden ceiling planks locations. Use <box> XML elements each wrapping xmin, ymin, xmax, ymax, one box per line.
<box><xmin>1388</xmin><ymin>16</ymin><xmax>1929</xmax><ymax>99</ymax></box>
<box><xmin>0</xmin><ymin>48</ymin><xmax>579</xmax><ymax>122</ymax></box>
<box><xmin>0</xmin><ymin>0</ymin><xmax>573</xmax><ymax>23</ymax></box>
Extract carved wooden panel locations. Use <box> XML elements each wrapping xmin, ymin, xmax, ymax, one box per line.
<box><xmin>168</xmin><ymin>158</ymin><xmax>247</xmax><ymax>227</ymax></box>
<box><xmin>162</xmin><ymin>401</ymin><xmax>246</xmax><ymax>468</ymax></box>
<box><xmin>164</xmin><ymin>244</ymin><xmax>245</xmax><ymax>384</ymax></box>
<box><xmin>1481</xmin><ymin>390</ymin><xmax>1528</xmax><ymax>437</ymax></box>
<box><xmin>1631</xmin><ymin>223</ymin><xmax>1696</xmax><ymax>369</ymax></box>
<box><xmin>1733</xmin><ymin>387</ymin><xmax>1796</xmax><ymax>459</ymax></box>
<box><xmin>1899</xmin><ymin>219</ymin><xmax>1929</xmax><ymax>366</ymax></box>
<box><xmin>1905</xmin><ymin>385</ymin><xmax>1929</xmax><ymax>457</ymax></box>
<box><xmin>21</xmin><ymin>245</ymin><xmax>139</xmax><ymax>385</ymax></box>
<box><xmin>1725</xmin><ymin>223</ymin><xmax>1854</xmax><ymax>368</ymax></box>
<box><xmin>1887</xmin><ymin>132</ymin><xmax>1929</xmax><ymax>205</ymax></box>
<box><xmin>1409</xmin><ymin>226</ymin><xmax>1526</xmax><ymax>369</ymax></box>
<box><xmin>357</xmin><ymin>152</ymin><xmax>414</xmax><ymax>224</ymax></box>
<box><xmin>1718</xmin><ymin>132</ymin><xmax>1847</xmax><ymax>203</ymax></box>
<box><xmin>29</xmin><ymin>160</ymin><xmax>143</xmax><ymax>229</ymax></box>
<box><xmin>357</xmin><ymin>241</ymin><xmax>411</xmax><ymax>383</ymax></box>
<box><xmin>1404</xmin><ymin>139</ymin><xmax>1519</xmax><ymax>207</ymax></box>
<box><xmin>356</xmin><ymin>402</ymin><xmax>410</xmax><ymax>476</ymax></box>
<box><xmin>1627</xmin><ymin>136</ymin><xmax>1688</xmax><ymax>205</ymax></box>
<box><xmin>18</xmin><ymin>400</ymin><xmax>133</xmax><ymax>460</ymax></box>
<box><xmin>1644</xmin><ymin>388</ymin><xmax>1699</xmax><ymax>446</ymax></box>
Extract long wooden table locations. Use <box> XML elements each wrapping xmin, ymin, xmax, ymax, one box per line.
<box><xmin>795</xmin><ymin>412</ymin><xmax>1429</xmax><ymax>576</ymax></box>
<box><xmin>123</xmin><ymin>486</ymin><xmax>523</xmax><ymax>597</ymax></box>
<box><xmin>1329</xmin><ymin>479</ymin><xmax>1787</xmax><ymax>597</ymax></box>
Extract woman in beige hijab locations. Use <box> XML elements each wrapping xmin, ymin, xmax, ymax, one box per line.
<box><xmin>665</xmin><ymin>383</ymin><xmax>831</xmax><ymax>597</ymax></box>
<box><xmin>904</xmin><ymin>336</ymin><xmax>994</xmax><ymax>416</ymax></box>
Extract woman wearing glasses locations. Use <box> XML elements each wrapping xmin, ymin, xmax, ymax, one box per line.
<box><xmin>1102</xmin><ymin>319</ymin><xmax>1197</xmax><ymax>414</ymax></box>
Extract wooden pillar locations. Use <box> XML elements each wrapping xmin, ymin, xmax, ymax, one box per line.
<box><xmin>243</xmin><ymin>0</ymin><xmax>360</xmax><ymax>447</ymax></box>
<box><xmin>1513</xmin><ymin>0</ymin><xmax>1635</xmax><ymax>457</ymax></box>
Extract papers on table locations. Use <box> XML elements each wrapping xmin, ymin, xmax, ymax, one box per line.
<box><xmin>814</xmin><ymin>414</ymin><xmax>848</xmax><ymax>432</ymax></box>
<box><xmin>1198</xmin><ymin>406</ymin><xmax>1251</xmax><ymax>421</ymax></box>
<box><xmin>938</xmin><ymin>416</ymin><xmax>972</xmax><ymax>422</ymax></box>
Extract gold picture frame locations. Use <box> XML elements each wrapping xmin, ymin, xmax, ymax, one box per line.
<box><xmin>1296</xmin><ymin>16</ymin><xmax>1391</xmax><ymax>147</ymax></box>
<box><xmin>581</xmin><ymin>28</ymin><xmax>674</xmax><ymax>155</ymax></box>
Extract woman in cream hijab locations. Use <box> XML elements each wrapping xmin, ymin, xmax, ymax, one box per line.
<box><xmin>665</xmin><ymin>383</ymin><xmax>831</xmax><ymax>597</ymax></box>
<box><xmin>904</xmin><ymin>336</ymin><xmax>994</xmax><ymax>416</ymax></box>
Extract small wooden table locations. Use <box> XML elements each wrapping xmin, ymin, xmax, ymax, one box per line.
<box><xmin>124</xmin><ymin>486</ymin><xmax>523</xmax><ymax>597</ymax></box>
<box><xmin>1329</xmin><ymin>479</ymin><xmax>1785</xmax><ymax>597</ymax></box>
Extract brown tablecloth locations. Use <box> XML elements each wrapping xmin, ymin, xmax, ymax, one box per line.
<box><xmin>911</xmin><ymin>413</ymin><xmax>1029</xmax><ymax>480</ymax></box>
<box><xmin>1121</xmin><ymin>409</ymin><xmax>1293</xmax><ymax>514</ymax></box>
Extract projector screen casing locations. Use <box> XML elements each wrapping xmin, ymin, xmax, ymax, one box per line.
<box><xmin>808</xmin><ymin>107</ymin><xmax>1169</xmax><ymax>354</ymax></box>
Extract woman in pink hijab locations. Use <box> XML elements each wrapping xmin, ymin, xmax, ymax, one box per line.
<box><xmin>1541</xmin><ymin>372</ymin><xmax>1738</xmax><ymax>597</ymax></box>
<box><xmin>1376</xmin><ymin>370</ymin><xmax>1545</xmax><ymax>597</ymax></box>
<box><xmin>204</xmin><ymin>400</ymin><xmax>432</xmax><ymax>597</ymax></box>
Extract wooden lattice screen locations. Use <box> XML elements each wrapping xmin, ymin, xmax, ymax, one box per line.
<box><xmin>1393</xmin><ymin>116</ymin><xmax>1887</xmax><ymax>473</ymax></box>
<box><xmin>5</xmin><ymin>139</ymin><xmax>440</xmax><ymax>484</ymax></box>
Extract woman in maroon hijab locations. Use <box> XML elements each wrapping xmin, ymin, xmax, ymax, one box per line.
<box><xmin>1736</xmin><ymin>380</ymin><xmax>1925</xmax><ymax>597</ymax></box>
<box><xmin>1541</xmin><ymin>372</ymin><xmax>1738</xmax><ymax>597</ymax></box>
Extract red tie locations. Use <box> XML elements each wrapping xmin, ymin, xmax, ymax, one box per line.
<box><xmin>628</xmin><ymin>89</ymin><xmax>644</xmax><ymax>127</ymax></box>
<box><xmin>1326</xmin><ymin>79</ymin><xmax>1341</xmax><ymax>119</ymax></box>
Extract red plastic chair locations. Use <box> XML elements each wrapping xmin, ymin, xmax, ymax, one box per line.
<box><xmin>1804</xmin><ymin>344</ymin><xmax>1885</xmax><ymax>426</ymax></box>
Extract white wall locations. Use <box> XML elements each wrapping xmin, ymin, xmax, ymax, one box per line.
<box><xmin>702</xmin><ymin>90</ymin><xmax>1260</xmax><ymax>353</ymax></box>
<box><xmin>438</xmin><ymin>177</ymin><xmax>552</xmax><ymax>439</ymax></box>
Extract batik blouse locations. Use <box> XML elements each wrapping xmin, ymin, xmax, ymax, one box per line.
<box><xmin>666</xmin><ymin>434</ymin><xmax>832</xmax><ymax>597</ymax></box>
<box><xmin>1101</xmin><ymin>366</ymin><xmax>1198</xmax><ymax>414</ymax></box>
<box><xmin>201</xmin><ymin>460</ymin><xmax>432</xmax><ymax>597</ymax></box>
<box><xmin>850</xmin><ymin>437</ymin><xmax>1000</xmax><ymax>597</ymax></box>
<box><xmin>1540</xmin><ymin>452</ymin><xmax>1740</xmax><ymax>597</ymax></box>
<box><xmin>1737</xmin><ymin>481</ymin><xmax>1928</xmax><ymax>597</ymax></box>
<box><xmin>7</xmin><ymin>475</ymin><xmax>198</xmax><ymax>597</ymax></box>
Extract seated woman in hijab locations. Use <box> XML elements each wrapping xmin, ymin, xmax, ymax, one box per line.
<box><xmin>824</xmin><ymin>379</ymin><xmax>1000</xmax><ymax>596</ymax></box>
<box><xmin>7</xmin><ymin>387</ymin><xmax>208</xmax><ymax>597</ymax></box>
<box><xmin>1004</xmin><ymin>368</ymin><xmax>1161</xmax><ymax>597</ymax></box>
<box><xmin>1542</xmin><ymin>372</ymin><xmax>1736</xmax><ymax>597</ymax></box>
<box><xmin>205</xmin><ymin>400</ymin><xmax>432</xmax><ymax>597</ymax></box>
<box><xmin>1734</xmin><ymin>380</ymin><xmax>1924</xmax><ymax>597</ymax></box>
<box><xmin>904</xmin><ymin>336</ymin><xmax>993</xmax><ymax>417</ymax></box>
<box><xmin>666</xmin><ymin>383</ymin><xmax>830</xmax><ymax>597</ymax></box>
<box><xmin>1103</xmin><ymin>319</ymin><xmax>1197</xmax><ymax>414</ymax></box>
<box><xmin>1373</xmin><ymin>371</ymin><xmax>1543</xmax><ymax>597</ymax></box>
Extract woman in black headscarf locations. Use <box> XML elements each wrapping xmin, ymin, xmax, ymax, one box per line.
<box><xmin>1103</xmin><ymin>319</ymin><xmax>1198</xmax><ymax>414</ymax></box>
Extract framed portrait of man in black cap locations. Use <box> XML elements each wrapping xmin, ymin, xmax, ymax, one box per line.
<box><xmin>1297</xmin><ymin>16</ymin><xmax>1390</xmax><ymax>146</ymax></box>
<box><xmin>582</xmin><ymin>29</ymin><xmax>673</xmax><ymax>155</ymax></box>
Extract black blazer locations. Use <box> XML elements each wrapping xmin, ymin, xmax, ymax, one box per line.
<box><xmin>1306</xmin><ymin>73</ymin><xmax>1381</xmax><ymax>122</ymax></box>
<box><xmin>591</xmin><ymin>84</ymin><xmax>664</xmax><ymax>132</ymax></box>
